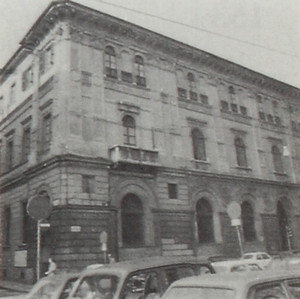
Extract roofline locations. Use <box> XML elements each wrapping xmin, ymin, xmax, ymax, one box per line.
<box><xmin>1</xmin><ymin>0</ymin><xmax>300</xmax><ymax>95</ymax></box>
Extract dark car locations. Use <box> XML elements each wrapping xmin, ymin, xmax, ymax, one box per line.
<box><xmin>68</xmin><ymin>256</ymin><xmax>214</xmax><ymax>299</ymax></box>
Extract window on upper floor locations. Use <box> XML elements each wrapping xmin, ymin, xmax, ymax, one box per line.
<box><xmin>81</xmin><ymin>71</ymin><xmax>92</xmax><ymax>86</ymax></box>
<box><xmin>21</xmin><ymin>126</ymin><xmax>31</xmax><ymax>163</ymax></box>
<box><xmin>3</xmin><ymin>206</ymin><xmax>11</xmax><ymax>246</ymax></box>
<box><xmin>241</xmin><ymin>201</ymin><xmax>256</xmax><ymax>242</ymax></box>
<box><xmin>10</xmin><ymin>83</ymin><xmax>16</xmax><ymax>104</ymax></box>
<box><xmin>82</xmin><ymin>175</ymin><xmax>95</xmax><ymax>194</ymax></box>
<box><xmin>134</xmin><ymin>55</ymin><xmax>146</xmax><ymax>87</ymax></box>
<box><xmin>40</xmin><ymin>44</ymin><xmax>54</xmax><ymax>75</ymax></box>
<box><xmin>41</xmin><ymin>113</ymin><xmax>52</xmax><ymax>153</ymax></box>
<box><xmin>123</xmin><ymin>115</ymin><xmax>136</xmax><ymax>146</ymax></box>
<box><xmin>191</xmin><ymin>128</ymin><xmax>206</xmax><ymax>161</ymax></box>
<box><xmin>22</xmin><ymin>66</ymin><xmax>33</xmax><ymax>91</ymax></box>
<box><xmin>200</xmin><ymin>94</ymin><xmax>209</xmax><ymax>105</ymax></box>
<box><xmin>6</xmin><ymin>136</ymin><xmax>14</xmax><ymax>171</ymax></box>
<box><xmin>104</xmin><ymin>46</ymin><xmax>117</xmax><ymax>79</ymax></box>
<box><xmin>168</xmin><ymin>183</ymin><xmax>178</xmax><ymax>199</ymax></box>
<box><xmin>235</xmin><ymin>137</ymin><xmax>247</xmax><ymax>167</ymax></box>
<box><xmin>121</xmin><ymin>194</ymin><xmax>144</xmax><ymax>247</ymax></box>
<box><xmin>272</xmin><ymin>145</ymin><xmax>283</xmax><ymax>173</ymax></box>
<box><xmin>187</xmin><ymin>72</ymin><xmax>197</xmax><ymax>101</ymax></box>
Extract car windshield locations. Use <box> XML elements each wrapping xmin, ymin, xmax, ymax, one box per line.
<box><xmin>164</xmin><ymin>286</ymin><xmax>235</xmax><ymax>299</ymax></box>
<box><xmin>73</xmin><ymin>275</ymin><xmax>119</xmax><ymax>299</ymax></box>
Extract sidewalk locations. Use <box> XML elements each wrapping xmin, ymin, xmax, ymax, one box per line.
<box><xmin>1</xmin><ymin>280</ymin><xmax>32</xmax><ymax>293</ymax></box>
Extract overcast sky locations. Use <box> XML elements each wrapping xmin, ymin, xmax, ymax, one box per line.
<box><xmin>1</xmin><ymin>0</ymin><xmax>300</xmax><ymax>88</ymax></box>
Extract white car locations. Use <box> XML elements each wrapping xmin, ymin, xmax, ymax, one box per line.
<box><xmin>212</xmin><ymin>259</ymin><xmax>263</xmax><ymax>273</ymax></box>
<box><xmin>241</xmin><ymin>252</ymin><xmax>272</xmax><ymax>268</ymax></box>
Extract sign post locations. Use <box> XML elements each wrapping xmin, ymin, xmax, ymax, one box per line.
<box><xmin>27</xmin><ymin>194</ymin><xmax>52</xmax><ymax>280</ymax></box>
<box><xmin>100</xmin><ymin>231</ymin><xmax>108</xmax><ymax>264</ymax></box>
<box><xmin>227</xmin><ymin>202</ymin><xmax>244</xmax><ymax>257</ymax></box>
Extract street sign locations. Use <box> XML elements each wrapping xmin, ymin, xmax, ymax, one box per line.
<box><xmin>231</xmin><ymin>218</ymin><xmax>241</xmax><ymax>226</ymax></box>
<box><xmin>27</xmin><ymin>194</ymin><xmax>52</xmax><ymax>221</ymax></box>
<box><xmin>227</xmin><ymin>202</ymin><xmax>241</xmax><ymax>220</ymax></box>
<box><xmin>100</xmin><ymin>231</ymin><xmax>108</xmax><ymax>244</ymax></box>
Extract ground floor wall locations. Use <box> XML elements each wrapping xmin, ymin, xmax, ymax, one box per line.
<box><xmin>1</xmin><ymin>156</ymin><xmax>300</xmax><ymax>282</ymax></box>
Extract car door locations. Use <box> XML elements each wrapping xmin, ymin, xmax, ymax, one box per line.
<box><xmin>247</xmin><ymin>281</ymin><xmax>289</xmax><ymax>299</ymax></box>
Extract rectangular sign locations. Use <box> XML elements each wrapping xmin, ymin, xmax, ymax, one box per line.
<box><xmin>70</xmin><ymin>226</ymin><xmax>81</xmax><ymax>232</ymax></box>
<box><xmin>14</xmin><ymin>250</ymin><xmax>27</xmax><ymax>267</ymax></box>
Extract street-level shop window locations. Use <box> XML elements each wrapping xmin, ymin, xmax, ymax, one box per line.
<box><xmin>82</xmin><ymin>175</ymin><xmax>95</xmax><ymax>194</ymax></box>
<box><xmin>105</xmin><ymin>46</ymin><xmax>117</xmax><ymax>79</ymax></box>
<box><xmin>168</xmin><ymin>183</ymin><xmax>178</xmax><ymax>199</ymax></box>
<box><xmin>191</xmin><ymin>128</ymin><xmax>206</xmax><ymax>161</ymax></box>
<box><xmin>121</xmin><ymin>194</ymin><xmax>144</xmax><ymax>247</ymax></box>
<box><xmin>196</xmin><ymin>198</ymin><xmax>214</xmax><ymax>243</ymax></box>
<box><xmin>241</xmin><ymin>201</ymin><xmax>256</xmax><ymax>242</ymax></box>
<box><xmin>123</xmin><ymin>115</ymin><xmax>136</xmax><ymax>146</ymax></box>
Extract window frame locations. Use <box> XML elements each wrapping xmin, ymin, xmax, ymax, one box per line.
<box><xmin>235</xmin><ymin>137</ymin><xmax>248</xmax><ymax>168</ymax></box>
<box><xmin>122</xmin><ymin>115</ymin><xmax>136</xmax><ymax>146</ymax></box>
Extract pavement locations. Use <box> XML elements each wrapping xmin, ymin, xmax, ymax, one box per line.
<box><xmin>0</xmin><ymin>280</ymin><xmax>32</xmax><ymax>293</ymax></box>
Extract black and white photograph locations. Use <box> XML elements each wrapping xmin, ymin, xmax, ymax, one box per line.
<box><xmin>1</xmin><ymin>0</ymin><xmax>300</xmax><ymax>298</ymax></box>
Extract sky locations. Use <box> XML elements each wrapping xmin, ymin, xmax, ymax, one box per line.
<box><xmin>0</xmin><ymin>0</ymin><xmax>300</xmax><ymax>88</ymax></box>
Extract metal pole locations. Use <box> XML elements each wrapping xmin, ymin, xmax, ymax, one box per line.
<box><xmin>37</xmin><ymin>220</ymin><xmax>41</xmax><ymax>281</ymax></box>
<box><xmin>235</xmin><ymin>225</ymin><xmax>244</xmax><ymax>257</ymax></box>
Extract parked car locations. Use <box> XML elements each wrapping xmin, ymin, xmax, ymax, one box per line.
<box><xmin>68</xmin><ymin>256</ymin><xmax>214</xmax><ymax>299</ymax></box>
<box><xmin>161</xmin><ymin>270</ymin><xmax>300</xmax><ymax>299</ymax></box>
<box><xmin>212</xmin><ymin>259</ymin><xmax>263</xmax><ymax>273</ymax></box>
<box><xmin>241</xmin><ymin>251</ymin><xmax>272</xmax><ymax>268</ymax></box>
<box><xmin>1</xmin><ymin>272</ymin><xmax>79</xmax><ymax>299</ymax></box>
<box><xmin>267</xmin><ymin>256</ymin><xmax>300</xmax><ymax>271</ymax></box>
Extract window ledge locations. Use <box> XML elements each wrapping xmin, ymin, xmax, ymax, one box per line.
<box><xmin>235</xmin><ymin>166</ymin><xmax>252</xmax><ymax>171</ymax></box>
<box><xmin>274</xmin><ymin>171</ymin><xmax>287</xmax><ymax>176</ymax></box>
<box><xmin>191</xmin><ymin>159</ymin><xmax>210</xmax><ymax>164</ymax></box>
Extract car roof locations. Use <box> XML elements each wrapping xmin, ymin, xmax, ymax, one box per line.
<box><xmin>168</xmin><ymin>270</ymin><xmax>300</xmax><ymax>289</ymax></box>
<box><xmin>243</xmin><ymin>252</ymin><xmax>268</xmax><ymax>255</ymax></box>
<box><xmin>80</xmin><ymin>256</ymin><xmax>211</xmax><ymax>277</ymax></box>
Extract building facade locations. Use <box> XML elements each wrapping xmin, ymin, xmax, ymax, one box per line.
<box><xmin>1</xmin><ymin>0</ymin><xmax>300</xmax><ymax>282</ymax></box>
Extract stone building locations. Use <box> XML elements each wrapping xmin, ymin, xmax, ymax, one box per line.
<box><xmin>1</xmin><ymin>0</ymin><xmax>300</xmax><ymax>282</ymax></box>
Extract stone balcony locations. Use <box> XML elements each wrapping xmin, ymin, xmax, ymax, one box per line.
<box><xmin>109</xmin><ymin>145</ymin><xmax>159</xmax><ymax>166</ymax></box>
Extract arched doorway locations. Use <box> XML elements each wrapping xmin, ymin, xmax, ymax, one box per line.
<box><xmin>277</xmin><ymin>201</ymin><xmax>289</xmax><ymax>251</ymax></box>
<box><xmin>196</xmin><ymin>198</ymin><xmax>214</xmax><ymax>243</ymax></box>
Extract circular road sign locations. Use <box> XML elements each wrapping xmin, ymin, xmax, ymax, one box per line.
<box><xmin>227</xmin><ymin>202</ymin><xmax>241</xmax><ymax>220</ymax></box>
<box><xmin>27</xmin><ymin>194</ymin><xmax>52</xmax><ymax>221</ymax></box>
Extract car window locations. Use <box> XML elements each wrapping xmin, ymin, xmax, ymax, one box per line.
<box><xmin>231</xmin><ymin>265</ymin><xmax>247</xmax><ymax>272</ymax></box>
<box><xmin>199</xmin><ymin>265</ymin><xmax>212</xmax><ymax>275</ymax></box>
<box><xmin>73</xmin><ymin>275</ymin><xmax>119</xmax><ymax>299</ymax></box>
<box><xmin>243</xmin><ymin>254</ymin><xmax>253</xmax><ymax>260</ymax></box>
<box><xmin>121</xmin><ymin>271</ymin><xmax>159</xmax><ymax>299</ymax></box>
<box><xmin>248</xmin><ymin>282</ymin><xmax>288</xmax><ymax>299</ymax></box>
<box><xmin>257</xmin><ymin>254</ymin><xmax>263</xmax><ymax>260</ymax></box>
<box><xmin>262</xmin><ymin>254</ymin><xmax>270</xmax><ymax>260</ymax></box>
<box><xmin>59</xmin><ymin>277</ymin><xmax>78</xmax><ymax>299</ymax></box>
<box><xmin>286</xmin><ymin>278</ymin><xmax>300</xmax><ymax>299</ymax></box>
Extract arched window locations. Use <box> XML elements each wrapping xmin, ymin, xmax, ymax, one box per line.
<box><xmin>104</xmin><ymin>46</ymin><xmax>117</xmax><ymax>78</ymax></box>
<box><xmin>272</xmin><ymin>145</ymin><xmax>283</xmax><ymax>173</ymax></box>
<box><xmin>121</xmin><ymin>194</ymin><xmax>144</xmax><ymax>246</ymax></box>
<box><xmin>241</xmin><ymin>201</ymin><xmax>256</xmax><ymax>242</ymax></box>
<box><xmin>196</xmin><ymin>198</ymin><xmax>214</xmax><ymax>243</ymax></box>
<box><xmin>134</xmin><ymin>55</ymin><xmax>146</xmax><ymax>86</ymax></box>
<box><xmin>122</xmin><ymin>115</ymin><xmax>136</xmax><ymax>146</ymax></box>
<box><xmin>277</xmin><ymin>201</ymin><xmax>289</xmax><ymax>251</ymax></box>
<box><xmin>191</xmin><ymin>128</ymin><xmax>206</xmax><ymax>161</ymax></box>
<box><xmin>187</xmin><ymin>72</ymin><xmax>197</xmax><ymax>101</ymax></box>
<box><xmin>235</xmin><ymin>137</ymin><xmax>247</xmax><ymax>167</ymax></box>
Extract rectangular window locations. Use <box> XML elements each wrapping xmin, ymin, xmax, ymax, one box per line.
<box><xmin>105</xmin><ymin>67</ymin><xmax>118</xmax><ymax>79</ymax></box>
<box><xmin>81</xmin><ymin>71</ymin><xmax>92</xmax><ymax>86</ymax></box>
<box><xmin>82</xmin><ymin>175</ymin><xmax>95</xmax><ymax>194</ymax></box>
<box><xmin>274</xmin><ymin>116</ymin><xmax>281</xmax><ymax>126</ymax></box>
<box><xmin>3</xmin><ymin>206</ymin><xmax>11</xmax><ymax>245</ymax></box>
<box><xmin>6</xmin><ymin>138</ymin><xmax>14</xmax><ymax>170</ymax></box>
<box><xmin>121</xmin><ymin>71</ymin><xmax>133</xmax><ymax>83</ymax></box>
<box><xmin>136</xmin><ymin>75</ymin><xmax>146</xmax><ymax>87</ymax></box>
<box><xmin>22</xmin><ymin>202</ymin><xmax>31</xmax><ymax>244</ymax></box>
<box><xmin>267</xmin><ymin>114</ymin><xmax>274</xmax><ymax>123</ymax></box>
<box><xmin>231</xmin><ymin>103</ymin><xmax>238</xmax><ymax>113</ymax></box>
<box><xmin>200</xmin><ymin>94</ymin><xmax>209</xmax><ymax>105</ymax></box>
<box><xmin>10</xmin><ymin>83</ymin><xmax>16</xmax><ymax>104</ymax></box>
<box><xmin>21</xmin><ymin>127</ymin><xmax>31</xmax><ymax>162</ymax></box>
<box><xmin>41</xmin><ymin>113</ymin><xmax>52</xmax><ymax>153</ymax></box>
<box><xmin>220</xmin><ymin>100</ymin><xmax>229</xmax><ymax>111</ymax></box>
<box><xmin>189</xmin><ymin>91</ymin><xmax>198</xmax><ymax>101</ymax></box>
<box><xmin>168</xmin><ymin>183</ymin><xmax>178</xmax><ymax>199</ymax></box>
<box><xmin>259</xmin><ymin>111</ymin><xmax>266</xmax><ymax>121</ymax></box>
<box><xmin>177</xmin><ymin>88</ymin><xmax>187</xmax><ymax>99</ymax></box>
<box><xmin>22</xmin><ymin>66</ymin><xmax>33</xmax><ymax>91</ymax></box>
<box><xmin>40</xmin><ymin>45</ymin><xmax>54</xmax><ymax>75</ymax></box>
<box><xmin>240</xmin><ymin>106</ymin><xmax>248</xmax><ymax>116</ymax></box>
